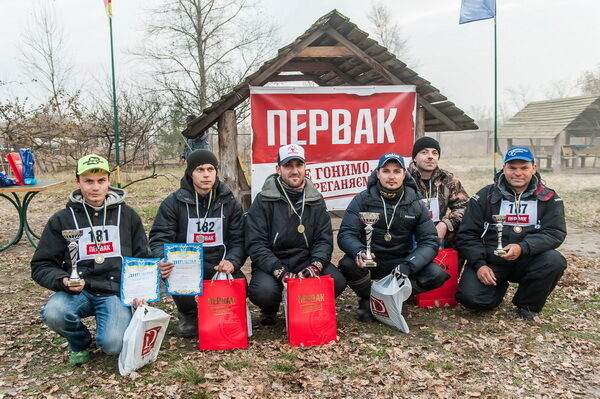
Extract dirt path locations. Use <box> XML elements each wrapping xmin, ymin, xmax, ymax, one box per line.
<box><xmin>559</xmin><ymin>225</ymin><xmax>600</xmax><ymax>258</ymax></box>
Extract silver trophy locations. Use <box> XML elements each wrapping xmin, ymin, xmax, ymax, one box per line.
<box><xmin>359</xmin><ymin>212</ymin><xmax>380</xmax><ymax>268</ymax></box>
<box><xmin>62</xmin><ymin>229</ymin><xmax>84</xmax><ymax>287</ymax></box>
<box><xmin>492</xmin><ymin>215</ymin><xmax>507</xmax><ymax>256</ymax></box>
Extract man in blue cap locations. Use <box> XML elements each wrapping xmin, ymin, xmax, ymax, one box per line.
<box><xmin>338</xmin><ymin>152</ymin><xmax>450</xmax><ymax>322</ymax></box>
<box><xmin>456</xmin><ymin>146</ymin><xmax>567</xmax><ymax>320</ymax></box>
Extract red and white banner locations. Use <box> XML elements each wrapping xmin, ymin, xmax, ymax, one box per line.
<box><xmin>250</xmin><ymin>86</ymin><xmax>416</xmax><ymax>210</ymax></box>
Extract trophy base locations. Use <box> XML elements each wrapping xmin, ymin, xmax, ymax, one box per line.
<box><xmin>494</xmin><ymin>249</ymin><xmax>507</xmax><ymax>256</ymax></box>
<box><xmin>364</xmin><ymin>260</ymin><xmax>377</xmax><ymax>268</ymax></box>
<box><xmin>68</xmin><ymin>279</ymin><xmax>83</xmax><ymax>287</ymax></box>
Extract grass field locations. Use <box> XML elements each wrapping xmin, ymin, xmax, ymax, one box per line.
<box><xmin>0</xmin><ymin>159</ymin><xmax>598</xmax><ymax>398</ymax></box>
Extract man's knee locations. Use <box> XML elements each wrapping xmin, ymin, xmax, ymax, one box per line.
<box><xmin>338</xmin><ymin>255</ymin><xmax>369</xmax><ymax>283</ymax></box>
<box><xmin>415</xmin><ymin>262</ymin><xmax>451</xmax><ymax>291</ymax></box>
<box><xmin>248</xmin><ymin>271</ymin><xmax>282</xmax><ymax>310</ymax></box>
<box><xmin>322</xmin><ymin>263</ymin><xmax>347</xmax><ymax>297</ymax></box>
<box><xmin>456</xmin><ymin>268</ymin><xmax>503</xmax><ymax>310</ymax></box>
<box><xmin>41</xmin><ymin>292</ymin><xmax>74</xmax><ymax>330</ymax></box>
<box><xmin>97</xmin><ymin>331</ymin><xmax>124</xmax><ymax>356</ymax></box>
<box><xmin>535</xmin><ymin>250</ymin><xmax>567</xmax><ymax>274</ymax></box>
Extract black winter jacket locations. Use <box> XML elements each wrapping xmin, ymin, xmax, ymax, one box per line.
<box><xmin>149</xmin><ymin>177</ymin><xmax>246</xmax><ymax>272</ymax></box>
<box><xmin>31</xmin><ymin>188</ymin><xmax>150</xmax><ymax>296</ymax></box>
<box><xmin>457</xmin><ymin>172</ymin><xmax>567</xmax><ymax>270</ymax></box>
<box><xmin>338</xmin><ymin>172</ymin><xmax>439</xmax><ymax>274</ymax></box>
<box><xmin>245</xmin><ymin>174</ymin><xmax>332</xmax><ymax>274</ymax></box>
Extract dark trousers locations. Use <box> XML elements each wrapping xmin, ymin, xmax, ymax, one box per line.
<box><xmin>338</xmin><ymin>255</ymin><xmax>450</xmax><ymax>299</ymax></box>
<box><xmin>455</xmin><ymin>249</ymin><xmax>566</xmax><ymax>313</ymax></box>
<box><xmin>248</xmin><ymin>263</ymin><xmax>347</xmax><ymax>314</ymax></box>
<box><xmin>172</xmin><ymin>269</ymin><xmax>246</xmax><ymax>316</ymax></box>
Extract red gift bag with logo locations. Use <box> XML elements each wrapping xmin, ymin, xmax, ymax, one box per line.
<box><xmin>415</xmin><ymin>248</ymin><xmax>459</xmax><ymax>308</ymax></box>
<box><xmin>197</xmin><ymin>274</ymin><xmax>248</xmax><ymax>350</ymax></box>
<box><xmin>5</xmin><ymin>153</ymin><xmax>24</xmax><ymax>185</ymax></box>
<box><xmin>285</xmin><ymin>276</ymin><xmax>338</xmax><ymax>347</ymax></box>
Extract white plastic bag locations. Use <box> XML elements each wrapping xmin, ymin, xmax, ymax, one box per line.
<box><xmin>118</xmin><ymin>305</ymin><xmax>171</xmax><ymax>376</ymax></box>
<box><xmin>370</xmin><ymin>274</ymin><xmax>412</xmax><ymax>333</ymax></box>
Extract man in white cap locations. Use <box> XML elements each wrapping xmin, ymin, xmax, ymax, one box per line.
<box><xmin>245</xmin><ymin>144</ymin><xmax>346</xmax><ymax>325</ymax></box>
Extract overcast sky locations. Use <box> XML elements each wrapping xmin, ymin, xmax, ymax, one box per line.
<box><xmin>1</xmin><ymin>0</ymin><xmax>599</xmax><ymax>119</ymax></box>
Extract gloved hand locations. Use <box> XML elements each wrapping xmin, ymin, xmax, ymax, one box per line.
<box><xmin>300</xmin><ymin>265</ymin><xmax>321</xmax><ymax>278</ymax></box>
<box><xmin>274</xmin><ymin>268</ymin><xmax>296</xmax><ymax>283</ymax></box>
<box><xmin>392</xmin><ymin>262</ymin><xmax>411</xmax><ymax>280</ymax></box>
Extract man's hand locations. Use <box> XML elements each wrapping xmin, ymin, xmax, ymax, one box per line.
<box><xmin>277</xmin><ymin>271</ymin><xmax>297</xmax><ymax>284</ymax></box>
<box><xmin>499</xmin><ymin>244</ymin><xmax>522</xmax><ymax>261</ymax></box>
<box><xmin>158</xmin><ymin>260</ymin><xmax>174</xmax><ymax>279</ymax></box>
<box><xmin>214</xmin><ymin>259</ymin><xmax>235</xmax><ymax>274</ymax></box>
<box><xmin>132</xmin><ymin>298</ymin><xmax>147</xmax><ymax>309</ymax></box>
<box><xmin>62</xmin><ymin>277</ymin><xmax>85</xmax><ymax>293</ymax></box>
<box><xmin>476</xmin><ymin>266</ymin><xmax>496</xmax><ymax>286</ymax></box>
<box><xmin>299</xmin><ymin>265</ymin><xmax>321</xmax><ymax>278</ymax></box>
<box><xmin>355</xmin><ymin>251</ymin><xmax>375</xmax><ymax>268</ymax></box>
<box><xmin>436</xmin><ymin>222</ymin><xmax>448</xmax><ymax>242</ymax></box>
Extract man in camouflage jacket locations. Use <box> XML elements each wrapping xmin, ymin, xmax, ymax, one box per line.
<box><xmin>408</xmin><ymin>137</ymin><xmax>469</xmax><ymax>247</ymax></box>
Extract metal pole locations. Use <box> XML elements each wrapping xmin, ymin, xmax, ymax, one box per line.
<box><xmin>109</xmin><ymin>16</ymin><xmax>121</xmax><ymax>187</ymax></box>
<box><xmin>493</xmin><ymin>15</ymin><xmax>498</xmax><ymax>176</ymax></box>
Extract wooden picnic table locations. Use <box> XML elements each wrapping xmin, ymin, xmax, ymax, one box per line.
<box><xmin>0</xmin><ymin>181</ymin><xmax>66</xmax><ymax>251</ymax></box>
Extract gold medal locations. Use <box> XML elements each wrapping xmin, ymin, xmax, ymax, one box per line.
<box><xmin>384</xmin><ymin>232</ymin><xmax>392</xmax><ymax>242</ymax></box>
<box><xmin>297</xmin><ymin>224</ymin><xmax>305</xmax><ymax>234</ymax></box>
<box><xmin>513</xmin><ymin>226</ymin><xmax>522</xmax><ymax>233</ymax></box>
<box><xmin>95</xmin><ymin>255</ymin><xmax>105</xmax><ymax>264</ymax></box>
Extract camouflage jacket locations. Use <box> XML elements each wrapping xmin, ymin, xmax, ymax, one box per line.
<box><xmin>408</xmin><ymin>163</ymin><xmax>469</xmax><ymax>232</ymax></box>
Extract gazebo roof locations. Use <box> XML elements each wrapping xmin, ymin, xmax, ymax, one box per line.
<box><xmin>184</xmin><ymin>9</ymin><xmax>478</xmax><ymax>138</ymax></box>
<box><xmin>498</xmin><ymin>95</ymin><xmax>600</xmax><ymax>139</ymax></box>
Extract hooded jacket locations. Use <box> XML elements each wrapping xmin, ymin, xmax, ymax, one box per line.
<box><xmin>457</xmin><ymin>171</ymin><xmax>566</xmax><ymax>270</ymax></box>
<box><xmin>245</xmin><ymin>174</ymin><xmax>332</xmax><ymax>274</ymax></box>
<box><xmin>31</xmin><ymin>187</ymin><xmax>150</xmax><ymax>296</ymax></box>
<box><xmin>337</xmin><ymin>171</ymin><xmax>439</xmax><ymax>274</ymax></box>
<box><xmin>148</xmin><ymin>176</ymin><xmax>246</xmax><ymax>272</ymax></box>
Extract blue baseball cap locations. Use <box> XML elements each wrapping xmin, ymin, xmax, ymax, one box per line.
<box><xmin>504</xmin><ymin>146</ymin><xmax>535</xmax><ymax>163</ymax></box>
<box><xmin>377</xmin><ymin>152</ymin><xmax>405</xmax><ymax>169</ymax></box>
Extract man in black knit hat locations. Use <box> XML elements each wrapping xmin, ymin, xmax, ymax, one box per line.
<box><xmin>408</xmin><ymin>136</ymin><xmax>469</xmax><ymax>247</ymax></box>
<box><xmin>245</xmin><ymin>144</ymin><xmax>346</xmax><ymax>325</ymax></box>
<box><xmin>149</xmin><ymin>149</ymin><xmax>246</xmax><ymax>337</ymax></box>
<box><xmin>338</xmin><ymin>152</ymin><xmax>450</xmax><ymax>322</ymax></box>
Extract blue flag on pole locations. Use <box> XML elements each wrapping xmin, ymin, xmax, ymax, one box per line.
<box><xmin>459</xmin><ymin>0</ymin><xmax>496</xmax><ymax>24</ymax></box>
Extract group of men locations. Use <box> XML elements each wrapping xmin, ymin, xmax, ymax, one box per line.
<box><xmin>30</xmin><ymin>138</ymin><xmax>567</xmax><ymax>365</ymax></box>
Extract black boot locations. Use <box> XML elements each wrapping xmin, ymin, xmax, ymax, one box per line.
<box><xmin>259</xmin><ymin>311</ymin><xmax>277</xmax><ymax>326</ymax></box>
<box><xmin>176</xmin><ymin>312</ymin><xmax>198</xmax><ymax>337</ymax></box>
<box><xmin>357</xmin><ymin>298</ymin><xmax>375</xmax><ymax>322</ymax></box>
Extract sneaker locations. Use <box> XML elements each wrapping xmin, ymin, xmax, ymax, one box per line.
<box><xmin>516</xmin><ymin>307</ymin><xmax>538</xmax><ymax>320</ymax></box>
<box><xmin>176</xmin><ymin>313</ymin><xmax>198</xmax><ymax>337</ymax></box>
<box><xmin>259</xmin><ymin>311</ymin><xmax>277</xmax><ymax>326</ymax></box>
<box><xmin>69</xmin><ymin>350</ymin><xmax>90</xmax><ymax>366</ymax></box>
<box><xmin>357</xmin><ymin>298</ymin><xmax>375</xmax><ymax>322</ymax></box>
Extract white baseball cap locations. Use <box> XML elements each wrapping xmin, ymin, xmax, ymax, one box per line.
<box><xmin>277</xmin><ymin>144</ymin><xmax>305</xmax><ymax>165</ymax></box>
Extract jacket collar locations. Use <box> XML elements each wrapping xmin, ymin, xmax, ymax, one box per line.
<box><xmin>260</xmin><ymin>173</ymin><xmax>323</xmax><ymax>203</ymax></box>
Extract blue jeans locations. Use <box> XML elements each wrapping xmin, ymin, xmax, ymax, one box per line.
<box><xmin>40</xmin><ymin>291</ymin><xmax>132</xmax><ymax>355</ymax></box>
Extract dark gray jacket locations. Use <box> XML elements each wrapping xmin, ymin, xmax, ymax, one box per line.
<box><xmin>458</xmin><ymin>172</ymin><xmax>567</xmax><ymax>270</ymax></box>
<box><xmin>338</xmin><ymin>172</ymin><xmax>439</xmax><ymax>274</ymax></box>
<box><xmin>31</xmin><ymin>187</ymin><xmax>150</xmax><ymax>296</ymax></box>
<box><xmin>245</xmin><ymin>174</ymin><xmax>332</xmax><ymax>274</ymax></box>
<box><xmin>149</xmin><ymin>177</ymin><xmax>246</xmax><ymax>273</ymax></box>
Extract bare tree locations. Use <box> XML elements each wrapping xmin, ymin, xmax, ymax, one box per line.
<box><xmin>20</xmin><ymin>3</ymin><xmax>73</xmax><ymax>115</ymax></box>
<box><xmin>544</xmin><ymin>79</ymin><xmax>577</xmax><ymax>99</ymax></box>
<box><xmin>577</xmin><ymin>64</ymin><xmax>600</xmax><ymax>95</ymax></box>
<box><xmin>504</xmin><ymin>85</ymin><xmax>533</xmax><ymax>115</ymax></box>
<box><xmin>367</xmin><ymin>1</ymin><xmax>410</xmax><ymax>61</ymax></box>
<box><xmin>138</xmin><ymin>0</ymin><xmax>277</xmax><ymax>117</ymax></box>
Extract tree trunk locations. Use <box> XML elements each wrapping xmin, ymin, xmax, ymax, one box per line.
<box><xmin>217</xmin><ymin>110</ymin><xmax>240</xmax><ymax>199</ymax></box>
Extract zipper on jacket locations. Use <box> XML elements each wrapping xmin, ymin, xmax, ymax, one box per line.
<box><xmin>273</xmin><ymin>232</ymin><xmax>279</xmax><ymax>248</ymax></box>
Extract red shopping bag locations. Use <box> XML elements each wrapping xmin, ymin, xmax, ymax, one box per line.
<box><xmin>5</xmin><ymin>153</ymin><xmax>24</xmax><ymax>185</ymax></box>
<box><xmin>285</xmin><ymin>276</ymin><xmax>338</xmax><ymax>347</ymax></box>
<box><xmin>197</xmin><ymin>275</ymin><xmax>248</xmax><ymax>350</ymax></box>
<box><xmin>415</xmin><ymin>249</ymin><xmax>459</xmax><ymax>308</ymax></box>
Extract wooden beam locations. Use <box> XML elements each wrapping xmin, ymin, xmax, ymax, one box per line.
<box><xmin>296</xmin><ymin>45</ymin><xmax>354</xmax><ymax>58</ymax></box>
<box><xmin>415</xmin><ymin>104</ymin><xmax>425</xmax><ymax>139</ymax></box>
<box><xmin>185</xmin><ymin>28</ymin><xmax>326</xmax><ymax>138</ymax></box>
<box><xmin>267</xmin><ymin>74</ymin><xmax>319</xmax><ymax>82</ymax></box>
<box><xmin>279</xmin><ymin>61</ymin><xmax>334</xmax><ymax>72</ymax></box>
<box><xmin>217</xmin><ymin>110</ymin><xmax>240</xmax><ymax>199</ymax></box>
<box><xmin>324</xmin><ymin>28</ymin><xmax>460</xmax><ymax>131</ymax></box>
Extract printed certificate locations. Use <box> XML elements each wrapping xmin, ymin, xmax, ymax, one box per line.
<box><xmin>164</xmin><ymin>243</ymin><xmax>204</xmax><ymax>295</ymax></box>
<box><xmin>120</xmin><ymin>257</ymin><xmax>160</xmax><ymax>306</ymax></box>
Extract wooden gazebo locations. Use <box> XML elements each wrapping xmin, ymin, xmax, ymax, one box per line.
<box><xmin>184</xmin><ymin>10</ymin><xmax>478</xmax><ymax>200</ymax></box>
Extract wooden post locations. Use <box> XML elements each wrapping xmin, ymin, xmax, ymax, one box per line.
<box><xmin>552</xmin><ymin>130</ymin><xmax>566</xmax><ymax>173</ymax></box>
<box><xmin>217</xmin><ymin>110</ymin><xmax>240</xmax><ymax>198</ymax></box>
<box><xmin>415</xmin><ymin>105</ymin><xmax>425</xmax><ymax>139</ymax></box>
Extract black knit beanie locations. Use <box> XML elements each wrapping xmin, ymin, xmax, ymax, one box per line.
<box><xmin>412</xmin><ymin>137</ymin><xmax>441</xmax><ymax>159</ymax></box>
<box><xmin>185</xmin><ymin>149</ymin><xmax>219</xmax><ymax>176</ymax></box>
